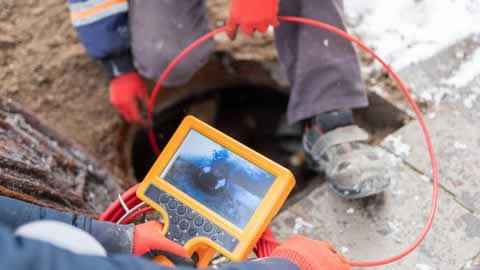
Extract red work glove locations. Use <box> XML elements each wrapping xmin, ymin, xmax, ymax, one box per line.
<box><xmin>133</xmin><ymin>221</ymin><xmax>187</xmax><ymax>257</ymax></box>
<box><xmin>133</xmin><ymin>221</ymin><xmax>194</xmax><ymax>266</ymax></box>
<box><xmin>226</xmin><ymin>0</ymin><xmax>280</xmax><ymax>39</ymax></box>
<box><xmin>272</xmin><ymin>236</ymin><xmax>351</xmax><ymax>270</ymax></box>
<box><xmin>109</xmin><ymin>72</ymin><xmax>149</xmax><ymax>126</ymax></box>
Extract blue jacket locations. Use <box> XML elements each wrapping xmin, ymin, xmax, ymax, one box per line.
<box><xmin>0</xmin><ymin>196</ymin><xmax>299</xmax><ymax>270</ymax></box>
<box><xmin>66</xmin><ymin>0</ymin><xmax>135</xmax><ymax>78</ymax></box>
<box><xmin>67</xmin><ymin>0</ymin><xmax>129</xmax><ymax>59</ymax></box>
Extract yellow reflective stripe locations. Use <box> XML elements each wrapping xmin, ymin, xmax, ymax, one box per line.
<box><xmin>70</xmin><ymin>0</ymin><xmax>127</xmax><ymax>20</ymax></box>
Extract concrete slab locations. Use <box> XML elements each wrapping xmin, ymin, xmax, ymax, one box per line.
<box><xmin>382</xmin><ymin>102</ymin><xmax>480</xmax><ymax>214</ymax></box>
<box><xmin>272</xmin><ymin>161</ymin><xmax>480</xmax><ymax>270</ymax></box>
<box><xmin>381</xmin><ymin>33</ymin><xmax>480</xmax><ymax>213</ymax></box>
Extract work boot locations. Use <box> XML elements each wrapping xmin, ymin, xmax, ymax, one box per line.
<box><xmin>303</xmin><ymin>111</ymin><xmax>391</xmax><ymax>199</ymax></box>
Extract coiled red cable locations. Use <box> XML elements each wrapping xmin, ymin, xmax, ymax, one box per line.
<box><xmin>101</xmin><ymin>16</ymin><xmax>439</xmax><ymax>267</ymax></box>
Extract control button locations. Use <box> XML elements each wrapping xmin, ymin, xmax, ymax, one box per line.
<box><xmin>177</xmin><ymin>205</ymin><xmax>187</xmax><ymax>215</ymax></box>
<box><xmin>159</xmin><ymin>194</ymin><xmax>170</xmax><ymax>204</ymax></box>
<box><xmin>194</xmin><ymin>216</ymin><xmax>204</xmax><ymax>226</ymax></box>
<box><xmin>179</xmin><ymin>220</ymin><xmax>189</xmax><ymax>231</ymax></box>
<box><xmin>212</xmin><ymin>235</ymin><xmax>218</xmax><ymax>241</ymax></box>
<box><xmin>171</xmin><ymin>216</ymin><xmax>180</xmax><ymax>225</ymax></box>
<box><xmin>188</xmin><ymin>228</ymin><xmax>197</xmax><ymax>236</ymax></box>
<box><xmin>187</xmin><ymin>211</ymin><xmax>196</xmax><ymax>220</ymax></box>
<box><xmin>215</xmin><ymin>228</ymin><xmax>221</xmax><ymax>234</ymax></box>
<box><xmin>168</xmin><ymin>200</ymin><xmax>178</xmax><ymax>209</ymax></box>
<box><xmin>203</xmin><ymin>222</ymin><xmax>213</xmax><ymax>232</ymax></box>
<box><xmin>173</xmin><ymin>229</ymin><xmax>183</xmax><ymax>239</ymax></box>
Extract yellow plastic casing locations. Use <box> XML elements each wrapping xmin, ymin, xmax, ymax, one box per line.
<box><xmin>137</xmin><ymin>115</ymin><xmax>295</xmax><ymax>265</ymax></box>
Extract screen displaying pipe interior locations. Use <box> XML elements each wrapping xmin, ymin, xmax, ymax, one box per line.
<box><xmin>161</xmin><ymin>129</ymin><xmax>275</xmax><ymax>229</ymax></box>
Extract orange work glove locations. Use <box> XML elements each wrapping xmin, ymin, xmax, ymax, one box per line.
<box><xmin>226</xmin><ymin>0</ymin><xmax>280</xmax><ymax>39</ymax></box>
<box><xmin>271</xmin><ymin>236</ymin><xmax>351</xmax><ymax>270</ymax></box>
<box><xmin>109</xmin><ymin>72</ymin><xmax>149</xmax><ymax>126</ymax></box>
<box><xmin>133</xmin><ymin>221</ymin><xmax>193</xmax><ymax>266</ymax></box>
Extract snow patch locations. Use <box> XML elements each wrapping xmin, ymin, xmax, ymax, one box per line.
<box><xmin>340</xmin><ymin>246</ymin><xmax>350</xmax><ymax>254</ymax></box>
<box><xmin>454</xmin><ymin>141</ymin><xmax>467</xmax><ymax>150</ymax></box>
<box><xmin>345</xmin><ymin>0</ymin><xmax>480</xmax><ymax>70</ymax></box>
<box><xmin>416</xmin><ymin>264</ymin><xmax>432</xmax><ymax>270</ymax></box>
<box><xmin>384</xmin><ymin>135</ymin><xmax>411</xmax><ymax>158</ymax></box>
<box><xmin>418</xmin><ymin>86</ymin><xmax>459</xmax><ymax>107</ymax></box>
<box><xmin>443</xmin><ymin>48</ymin><xmax>480</xmax><ymax>89</ymax></box>
<box><xmin>292</xmin><ymin>217</ymin><xmax>314</xmax><ymax>234</ymax></box>
<box><xmin>463</xmin><ymin>94</ymin><xmax>478</xmax><ymax>109</ymax></box>
<box><xmin>427</xmin><ymin>112</ymin><xmax>436</xmax><ymax>120</ymax></box>
<box><xmin>420</xmin><ymin>175</ymin><xmax>430</xmax><ymax>183</ymax></box>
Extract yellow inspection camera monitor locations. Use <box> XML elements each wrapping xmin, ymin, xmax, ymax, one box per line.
<box><xmin>137</xmin><ymin>116</ymin><xmax>295</xmax><ymax>265</ymax></box>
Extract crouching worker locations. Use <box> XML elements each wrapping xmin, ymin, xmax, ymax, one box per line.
<box><xmin>0</xmin><ymin>195</ymin><xmax>350</xmax><ymax>270</ymax></box>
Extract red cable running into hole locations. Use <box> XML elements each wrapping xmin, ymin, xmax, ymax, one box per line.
<box><xmin>103</xmin><ymin>16</ymin><xmax>439</xmax><ymax>268</ymax></box>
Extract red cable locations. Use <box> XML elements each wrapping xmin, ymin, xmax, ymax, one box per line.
<box><xmin>147</xmin><ymin>27</ymin><xmax>228</xmax><ymax>155</ymax></box>
<box><xmin>120</xmin><ymin>207</ymin><xmax>155</xmax><ymax>225</ymax></box>
<box><xmin>105</xmin><ymin>16</ymin><xmax>439</xmax><ymax>267</ymax></box>
<box><xmin>99</xmin><ymin>184</ymin><xmax>140</xmax><ymax>221</ymax></box>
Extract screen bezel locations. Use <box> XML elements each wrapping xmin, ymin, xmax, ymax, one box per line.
<box><xmin>137</xmin><ymin>116</ymin><xmax>295</xmax><ymax>260</ymax></box>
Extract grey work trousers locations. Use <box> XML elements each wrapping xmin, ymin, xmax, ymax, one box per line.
<box><xmin>130</xmin><ymin>0</ymin><xmax>368</xmax><ymax>124</ymax></box>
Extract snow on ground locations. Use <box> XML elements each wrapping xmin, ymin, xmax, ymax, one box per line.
<box><xmin>443</xmin><ymin>47</ymin><xmax>480</xmax><ymax>89</ymax></box>
<box><xmin>345</xmin><ymin>0</ymin><xmax>480</xmax><ymax>70</ymax></box>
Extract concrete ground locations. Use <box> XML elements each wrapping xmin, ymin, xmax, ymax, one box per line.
<box><xmin>271</xmin><ymin>34</ymin><xmax>480</xmax><ymax>270</ymax></box>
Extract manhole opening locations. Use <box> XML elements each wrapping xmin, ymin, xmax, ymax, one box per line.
<box><xmin>131</xmin><ymin>83</ymin><xmax>410</xmax><ymax>197</ymax></box>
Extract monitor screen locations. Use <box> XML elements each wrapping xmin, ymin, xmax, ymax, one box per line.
<box><xmin>161</xmin><ymin>129</ymin><xmax>275</xmax><ymax>229</ymax></box>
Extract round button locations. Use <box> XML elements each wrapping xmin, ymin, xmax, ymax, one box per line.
<box><xmin>187</xmin><ymin>211</ymin><xmax>196</xmax><ymax>220</ymax></box>
<box><xmin>171</xmin><ymin>216</ymin><xmax>180</xmax><ymax>225</ymax></box>
<box><xmin>174</xmin><ymin>230</ymin><xmax>183</xmax><ymax>239</ymax></box>
<box><xmin>177</xmin><ymin>206</ymin><xmax>187</xmax><ymax>215</ymax></box>
<box><xmin>194</xmin><ymin>216</ymin><xmax>204</xmax><ymax>227</ymax></box>
<box><xmin>203</xmin><ymin>222</ymin><xmax>213</xmax><ymax>232</ymax></box>
<box><xmin>188</xmin><ymin>228</ymin><xmax>197</xmax><ymax>236</ymax></box>
<box><xmin>179</xmin><ymin>220</ymin><xmax>189</xmax><ymax>231</ymax></box>
<box><xmin>159</xmin><ymin>194</ymin><xmax>170</xmax><ymax>204</ymax></box>
<box><xmin>215</xmin><ymin>228</ymin><xmax>221</xmax><ymax>234</ymax></box>
<box><xmin>212</xmin><ymin>235</ymin><xmax>218</xmax><ymax>241</ymax></box>
<box><xmin>168</xmin><ymin>200</ymin><xmax>178</xmax><ymax>209</ymax></box>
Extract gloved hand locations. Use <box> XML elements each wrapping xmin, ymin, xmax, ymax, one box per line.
<box><xmin>226</xmin><ymin>0</ymin><xmax>280</xmax><ymax>39</ymax></box>
<box><xmin>109</xmin><ymin>72</ymin><xmax>149</xmax><ymax>126</ymax></box>
<box><xmin>271</xmin><ymin>236</ymin><xmax>351</xmax><ymax>270</ymax></box>
<box><xmin>133</xmin><ymin>221</ymin><xmax>193</xmax><ymax>266</ymax></box>
<box><xmin>133</xmin><ymin>221</ymin><xmax>188</xmax><ymax>256</ymax></box>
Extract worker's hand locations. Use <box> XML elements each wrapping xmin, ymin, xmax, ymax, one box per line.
<box><xmin>109</xmin><ymin>72</ymin><xmax>150</xmax><ymax>126</ymax></box>
<box><xmin>133</xmin><ymin>221</ymin><xmax>188</xmax><ymax>258</ymax></box>
<box><xmin>272</xmin><ymin>236</ymin><xmax>351</xmax><ymax>270</ymax></box>
<box><xmin>133</xmin><ymin>221</ymin><xmax>195</xmax><ymax>266</ymax></box>
<box><xmin>226</xmin><ymin>0</ymin><xmax>279</xmax><ymax>39</ymax></box>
